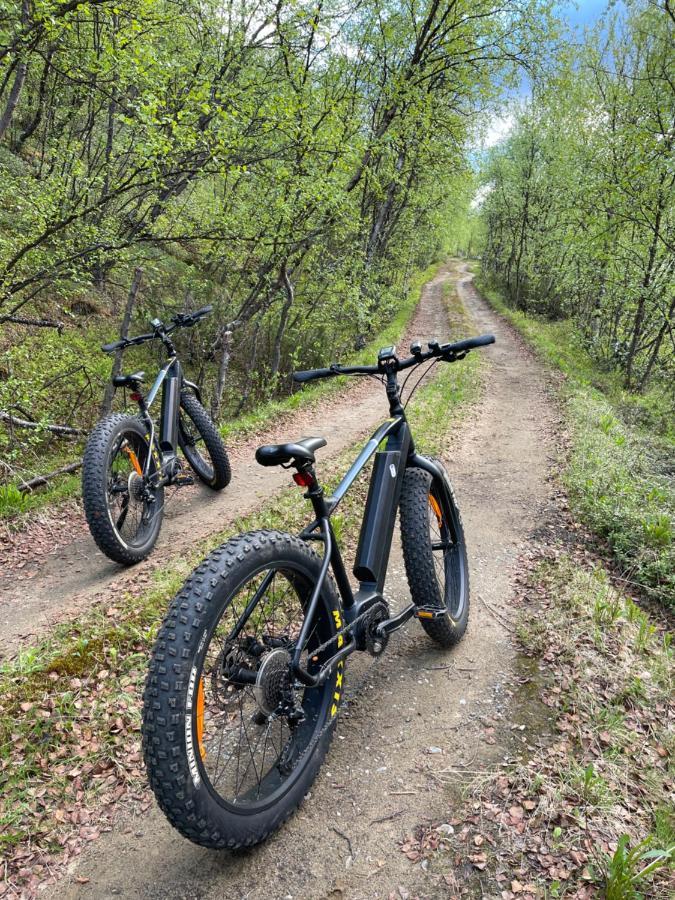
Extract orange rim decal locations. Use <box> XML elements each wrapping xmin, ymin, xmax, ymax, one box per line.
<box><xmin>123</xmin><ymin>445</ymin><xmax>143</xmax><ymax>476</ymax></box>
<box><xmin>196</xmin><ymin>677</ymin><xmax>206</xmax><ymax>760</ymax></box>
<box><xmin>428</xmin><ymin>494</ymin><xmax>443</xmax><ymax>529</ymax></box>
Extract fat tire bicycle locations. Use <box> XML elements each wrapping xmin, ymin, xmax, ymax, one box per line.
<box><xmin>82</xmin><ymin>306</ymin><xmax>231</xmax><ymax>565</ymax></box>
<box><xmin>142</xmin><ymin>332</ymin><xmax>494</xmax><ymax>848</ymax></box>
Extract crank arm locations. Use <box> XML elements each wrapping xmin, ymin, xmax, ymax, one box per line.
<box><xmin>375</xmin><ymin>602</ymin><xmax>418</xmax><ymax>637</ymax></box>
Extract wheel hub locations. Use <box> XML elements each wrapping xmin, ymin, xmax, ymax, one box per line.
<box><xmin>254</xmin><ymin>649</ymin><xmax>292</xmax><ymax>716</ymax></box>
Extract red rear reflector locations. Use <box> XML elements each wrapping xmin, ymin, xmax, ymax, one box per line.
<box><xmin>293</xmin><ymin>472</ymin><xmax>313</xmax><ymax>487</ymax></box>
<box><xmin>130</xmin><ymin>392</ymin><xmax>142</xmax><ymax>402</ymax></box>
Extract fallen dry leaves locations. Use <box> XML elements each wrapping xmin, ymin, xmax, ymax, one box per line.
<box><xmin>398</xmin><ymin>547</ymin><xmax>674</xmax><ymax>898</ymax></box>
<box><xmin>0</xmin><ymin>620</ymin><xmax>152</xmax><ymax>897</ymax></box>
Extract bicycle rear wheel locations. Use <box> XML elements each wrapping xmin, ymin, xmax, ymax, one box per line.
<box><xmin>82</xmin><ymin>413</ymin><xmax>164</xmax><ymax>565</ymax></box>
<box><xmin>142</xmin><ymin>530</ymin><xmax>344</xmax><ymax>849</ymax></box>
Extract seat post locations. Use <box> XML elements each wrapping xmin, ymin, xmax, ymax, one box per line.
<box><xmin>298</xmin><ymin>464</ymin><xmax>329</xmax><ymax>519</ymax></box>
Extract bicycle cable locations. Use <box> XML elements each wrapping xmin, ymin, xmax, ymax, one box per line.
<box><xmin>403</xmin><ymin>357</ymin><xmax>441</xmax><ymax>410</ymax></box>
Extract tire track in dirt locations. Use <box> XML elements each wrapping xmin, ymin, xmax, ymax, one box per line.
<box><xmin>55</xmin><ymin>265</ymin><xmax>559</xmax><ymax>900</ymax></box>
<box><xmin>0</xmin><ymin>265</ymin><xmax>453</xmax><ymax>657</ymax></box>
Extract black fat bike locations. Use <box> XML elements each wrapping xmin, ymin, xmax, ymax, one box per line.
<box><xmin>82</xmin><ymin>306</ymin><xmax>231</xmax><ymax>565</ymax></box>
<box><xmin>142</xmin><ymin>332</ymin><xmax>494</xmax><ymax>848</ymax></box>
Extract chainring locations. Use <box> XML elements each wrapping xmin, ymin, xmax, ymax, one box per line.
<box><xmin>363</xmin><ymin>601</ymin><xmax>390</xmax><ymax>656</ymax></box>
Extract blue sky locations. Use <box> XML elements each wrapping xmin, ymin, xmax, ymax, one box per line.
<box><xmin>479</xmin><ymin>1</ymin><xmax>612</xmax><ymax>149</ymax></box>
<box><xmin>559</xmin><ymin>0</ymin><xmax>610</xmax><ymax>28</ymax></box>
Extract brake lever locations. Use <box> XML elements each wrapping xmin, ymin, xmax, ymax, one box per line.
<box><xmin>441</xmin><ymin>350</ymin><xmax>467</xmax><ymax>363</ymax></box>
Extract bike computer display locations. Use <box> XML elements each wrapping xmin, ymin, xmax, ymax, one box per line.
<box><xmin>377</xmin><ymin>345</ymin><xmax>397</xmax><ymax>364</ymax></box>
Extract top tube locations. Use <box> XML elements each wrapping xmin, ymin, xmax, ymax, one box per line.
<box><xmin>328</xmin><ymin>416</ymin><xmax>404</xmax><ymax>512</ymax></box>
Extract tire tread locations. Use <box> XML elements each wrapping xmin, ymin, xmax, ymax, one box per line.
<box><xmin>399</xmin><ymin>463</ymin><xmax>470</xmax><ymax>648</ymax></box>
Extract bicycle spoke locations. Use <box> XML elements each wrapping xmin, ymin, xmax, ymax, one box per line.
<box><xmin>115</xmin><ymin>497</ymin><xmax>129</xmax><ymax>531</ymax></box>
<box><xmin>195</xmin><ymin>563</ymin><xmax>332</xmax><ymax>808</ymax></box>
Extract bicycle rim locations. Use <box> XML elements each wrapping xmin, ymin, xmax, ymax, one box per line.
<box><xmin>429</xmin><ymin>489</ymin><xmax>466</xmax><ymax>619</ymax></box>
<box><xmin>179</xmin><ymin>412</ymin><xmax>214</xmax><ymax>480</ymax></box>
<box><xmin>106</xmin><ymin>432</ymin><xmax>157</xmax><ymax>548</ymax></box>
<box><xmin>194</xmin><ymin>564</ymin><xmax>334</xmax><ymax>812</ymax></box>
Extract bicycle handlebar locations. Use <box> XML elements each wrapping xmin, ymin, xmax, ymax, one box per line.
<box><xmin>101</xmin><ymin>305</ymin><xmax>214</xmax><ymax>353</ymax></box>
<box><xmin>292</xmin><ymin>334</ymin><xmax>495</xmax><ymax>383</ymax></box>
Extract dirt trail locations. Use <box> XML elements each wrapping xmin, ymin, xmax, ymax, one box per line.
<box><xmin>0</xmin><ymin>266</ymin><xmax>453</xmax><ymax>657</ymax></box>
<box><xmin>54</xmin><ymin>266</ymin><xmax>558</xmax><ymax>899</ymax></box>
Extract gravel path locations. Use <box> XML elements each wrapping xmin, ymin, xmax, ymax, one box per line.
<box><xmin>0</xmin><ymin>265</ymin><xmax>453</xmax><ymax>656</ymax></box>
<box><xmin>50</xmin><ymin>264</ymin><xmax>559</xmax><ymax>900</ymax></box>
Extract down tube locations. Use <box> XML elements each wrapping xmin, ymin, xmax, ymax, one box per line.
<box><xmin>352</xmin><ymin>420</ymin><xmax>411</xmax><ymax>592</ymax></box>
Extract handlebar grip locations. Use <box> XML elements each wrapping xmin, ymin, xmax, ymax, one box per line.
<box><xmin>193</xmin><ymin>305</ymin><xmax>213</xmax><ymax>319</ymax></box>
<box><xmin>101</xmin><ymin>339</ymin><xmax>126</xmax><ymax>353</ymax></box>
<box><xmin>292</xmin><ymin>367</ymin><xmax>336</xmax><ymax>383</ymax></box>
<box><xmin>444</xmin><ymin>333</ymin><xmax>495</xmax><ymax>354</ymax></box>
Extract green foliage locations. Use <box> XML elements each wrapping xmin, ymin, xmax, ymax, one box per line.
<box><xmin>0</xmin><ymin>0</ymin><xmax>548</xmax><ymax>508</ymax></box>
<box><xmin>601</xmin><ymin>835</ymin><xmax>674</xmax><ymax>900</ymax></box>
<box><xmin>220</xmin><ymin>260</ymin><xmax>443</xmax><ymax>443</ymax></box>
<box><xmin>509</xmin><ymin>555</ymin><xmax>674</xmax><ymax>897</ymax></box>
<box><xmin>477</xmin><ymin>3</ymin><xmax>674</xmax><ymax>392</ymax></box>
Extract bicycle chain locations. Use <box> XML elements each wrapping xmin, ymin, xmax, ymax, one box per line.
<box><xmin>306</xmin><ymin>606</ymin><xmax>373</xmax><ymax>659</ymax></box>
<box><xmin>278</xmin><ymin>605</ymin><xmax>388</xmax><ymax>772</ymax></box>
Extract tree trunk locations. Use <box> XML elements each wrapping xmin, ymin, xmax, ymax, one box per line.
<box><xmin>15</xmin><ymin>46</ymin><xmax>53</xmax><ymax>149</ymax></box>
<box><xmin>0</xmin><ymin>411</ymin><xmax>84</xmax><ymax>436</ymax></box>
<box><xmin>211</xmin><ymin>327</ymin><xmax>233</xmax><ymax>422</ymax></box>
<box><xmin>0</xmin><ymin>0</ymin><xmax>29</xmax><ymax>142</ymax></box>
<box><xmin>100</xmin><ymin>267</ymin><xmax>143</xmax><ymax>415</ymax></box>
<box><xmin>271</xmin><ymin>262</ymin><xmax>294</xmax><ymax>378</ymax></box>
<box><xmin>19</xmin><ymin>462</ymin><xmax>82</xmax><ymax>493</ymax></box>
<box><xmin>0</xmin><ymin>59</ymin><xmax>27</xmax><ymax>142</ymax></box>
<box><xmin>235</xmin><ymin>319</ymin><xmax>261</xmax><ymax>415</ymax></box>
<box><xmin>625</xmin><ymin>197</ymin><xmax>663</xmax><ymax>388</ymax></box>
<box><xmin>638</xmin><ymin>293</ymin><xmax>675</xmax><ymax>391</ymax></box>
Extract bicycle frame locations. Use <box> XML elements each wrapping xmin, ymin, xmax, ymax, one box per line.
<box><xmin>104</xmin><ymin>307</ymin><xmax>211</xmax><ymax>483</ymax></box>
<box><xmin>136</xmin><ymin>357</ymin><xmax>202</xmax><ymax>481</ymax></box>
<box><xmin>288</xmin><ymin>410</ymin><xmax>454</xmax><ymax>688</ymax></box>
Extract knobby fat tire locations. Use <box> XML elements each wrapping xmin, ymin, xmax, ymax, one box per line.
<box><xmin>82</xmin><ymin>413</ymin><xmax>164</xmax><ymax>565</ymax></box>
<box><xmin>399</xmin><ymin>463</ymin><xmax>470</xmax><ymax>647</ymax></box>
<box><xmin>142</xmin><ymin>529</ymin><xmax>345</xmax><ymax>849</ymax></box>
<box><xmin>178</xmin><ymin>390</ymin><xmax>231</xmax><ymax>490</ymax></box>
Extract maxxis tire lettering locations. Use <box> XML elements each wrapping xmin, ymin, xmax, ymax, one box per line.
<box><xmin>142</xmin><ymin>529</ymin><xmax>344</xmax><ymax>850</ymax></box>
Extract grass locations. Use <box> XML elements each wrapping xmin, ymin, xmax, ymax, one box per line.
<box><xmin>475</xmin><ymin>274</ymin><xmax>674</xmax><ymax>608</ymax></box>
<box><xmin>515</xmin><ymin>558</ymin><xmax>674</xmax><ymax>896</ymax></box>
<box><xmin>0</xmin><ymin>261</ymin><xmax>443</xmax><ymax>523</ymax></box>
<box><xmin>0</xmin><ymin>277</ymin><xmax>485</xmax><ymax>888</ymax></box>
<box><xmin>433</xmin><ymin>554</ymin><xmax>674</xmax><ymax>898</ymax></box>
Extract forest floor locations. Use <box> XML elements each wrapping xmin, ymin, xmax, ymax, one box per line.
<box><xmin>50</xmin><ymin>262</ymin><xmax>558</xmax><ymax>898</ymax></box>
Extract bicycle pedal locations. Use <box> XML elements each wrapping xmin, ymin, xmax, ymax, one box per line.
<box><xmin>415</xmin><ymin>606</ymin><xmax>447</xmax><ymax>620</ymax></box>
<box><xmin>174</xmin><ymin>473</ymin><xmax>195</xmax><ymax>487</ymax></box>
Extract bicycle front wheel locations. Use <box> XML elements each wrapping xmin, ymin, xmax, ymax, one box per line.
<box><xmin>399</xmin><ymin>461</ymin><xmax>470</xmax><ymax>647</ymax></box>
<box><xmin>142</xmin><ymin>530</ymin><xmax>345</xmax><ymax>849</ymax></box>
<box><xmin>178</xmin><ymin>390</ymin><xmax>231</xmax><ymax>490</ymax></box>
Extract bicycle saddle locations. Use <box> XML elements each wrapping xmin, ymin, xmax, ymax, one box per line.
<box><xmin>112</xmin><ymin>371</ymin><xmax>146</xmax><ymax>388</ymax></box>
<box><xmin>255</xmin><ymin>436</ymin><xmax>327</xmax><ymax>468</ymax></box>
